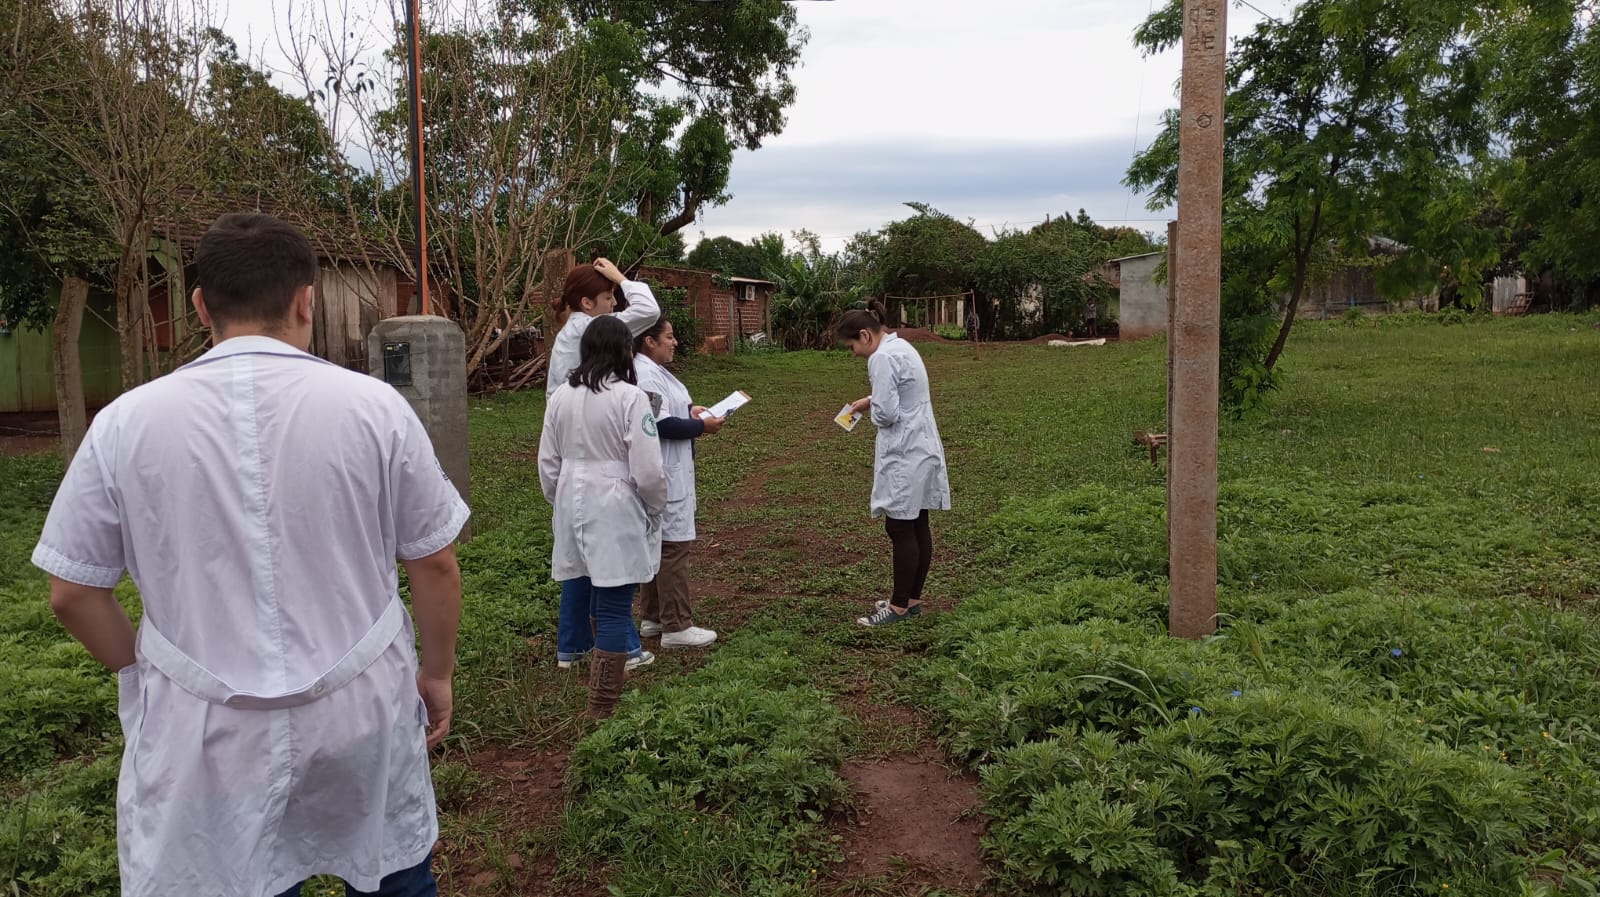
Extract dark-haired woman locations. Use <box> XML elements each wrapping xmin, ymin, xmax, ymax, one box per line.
<box><xmin>634</xmin><ymin>319</ymin><xmax>724</xmax><ymax>649</ymax></box>
<box><xmin>838</xmin><ymin>301</ymin><xmax>951</xmax><ymax>626</ymax></box>
<box><xmin>539</xmin><ymin>316</ymin><xmax>668</xmax><ymax>718</ymax></box>
<box><xmin>546</xmin><ymin>257</ymin><xmax>660</xmax><ymax>396</ymax></box>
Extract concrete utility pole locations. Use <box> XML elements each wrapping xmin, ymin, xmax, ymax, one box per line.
<box><xmin>1168</xmin><ymin>0</ymin><xmax>1226</xmax><ymax>639</ymax></box>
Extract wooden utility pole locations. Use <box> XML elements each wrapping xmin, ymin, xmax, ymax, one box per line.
<box><xmin>1168</xmin><ymin>0</ymin><xmax>1226</xmax><ymax>639</ymax></box>
<box><xmin>404</xmin><ymin>0</ymin><xmax>431</xmax><ymax>315</ymax></box>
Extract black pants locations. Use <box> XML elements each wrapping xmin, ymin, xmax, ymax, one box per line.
<box><xmin>885</xmin><ymin>510</ymin><xmax>933</xmax><ymax>608</ymax></box>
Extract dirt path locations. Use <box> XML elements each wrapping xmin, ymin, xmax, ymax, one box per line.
<box><xmin>439</xmin><ymin>385</ymin><xmax>988</xmax><ymax>895</ymax></box>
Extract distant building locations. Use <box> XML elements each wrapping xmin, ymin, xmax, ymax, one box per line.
<box><xmin>635</xmin><ymin>265</ymin><xmax>774</xmax><ymax>352</ymax></box>
<box><xmin>0</xmin><ymin>214</ymin><xmax>417</xmax><ymax>415</ymax></box>
<box><xmin>1107</xmin><ymin>251</ymin><xmax>1167</xmax><ymax>340</ymax></box>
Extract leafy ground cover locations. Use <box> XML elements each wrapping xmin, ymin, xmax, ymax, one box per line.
<box><xmin>2</xmin><ymin>311</ymin><xmax>1597</xmax><ymax>895</ymax></box>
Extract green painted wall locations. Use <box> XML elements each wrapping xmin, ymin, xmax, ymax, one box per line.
<box><xmin>0</xmin><ymin>287</ymin><xmax>124</xmax><ymax>414</ymax></box>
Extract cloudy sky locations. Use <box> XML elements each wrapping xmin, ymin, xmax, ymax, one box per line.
<box><xmin>223</xmin><ymin>0</ymin><xmax>1295</xmax><ymax>252</ymax></box>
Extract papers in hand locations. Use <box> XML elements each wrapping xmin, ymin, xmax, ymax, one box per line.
<box><xmin>835</xmin><ymin>404</ymin><xmax>863</xmax><ymax>432</ymax></box>
<box><xmin>698</xmin><ymin>390</ymin><xmax>750</xmax><ymax>420</ymax></box>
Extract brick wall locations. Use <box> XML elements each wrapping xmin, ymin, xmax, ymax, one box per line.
<box><xmin>635</xmin><ymin>264</ymin><xmax>738</xmax><ymax>353</ymax></box>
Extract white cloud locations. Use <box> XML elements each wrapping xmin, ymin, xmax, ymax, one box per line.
<box><xmin>214</xmin><ymin>0</ymin><xmax>1298</xmax><ymax>252</ymax></box>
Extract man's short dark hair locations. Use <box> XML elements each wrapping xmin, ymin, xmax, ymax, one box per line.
<box><xmin>195</xmin><ymin>213</ymin><xmax>318</xmax><ymax>326</ymax></box>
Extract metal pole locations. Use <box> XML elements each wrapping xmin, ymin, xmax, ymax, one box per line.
<box><xmin>404</xmin><ymin>0</ymin><xmax>430</xmax><ymax>316</ymax></box>
<box><xmin>1168</xmin><ymin>0</ymin><xmax>1225</xmax><ymax>639</ymax></box>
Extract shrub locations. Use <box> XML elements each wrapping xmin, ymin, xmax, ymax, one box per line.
<box><xmin>981</xmin><ymin>693</ymin><xmax>1533</xmax><ymax>896</ymax></box>
<box><xmin>562</xmin><ymin>629</ymin><xmax>849</xmax><ymax>896</ymax></box>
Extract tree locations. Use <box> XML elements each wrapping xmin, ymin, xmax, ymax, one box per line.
<box><xmin>1485</xmin><ymin>0</ymin><xmax>1600</xmax><ymax>304</ymax></box>
<box><xmin>1127</xmin><ymin>0</ymin><xmax>1499</xmax><ymax>378</ymax></box>
<box><xmin>22</xmin><ymin>0</ymin><xmax>219</xmax><ymax>392</ymax></box>
<box><xmin>686</xmin><ymin>233</ymin><xmax>782</xmax><ymax>278</ymax></box>
<box><xmin>766</xmin><ymin>231</ymin><xmax>858</xmax><ymax>349</ymax></box>
<box><xmin>972</xmin><ymin>221</ymin><xmax>1104</xmax><ymax>340</ymax></box>
<box><xmin>854</xmin><ymin>203</ymin><xmax>986</xmax><ymax>320</ymax></box>
<box><xmin>0</xmin><ymin>0</ymin><xmax>111</xmax><ymax>460</ymax></box>
<box><xmin>294</xmin><ymin>0</ymin><xmax>634</xmax><ymax>372</ymax></box>
<box><xmin>560</xmin><ymin>0</ymin><xmax>808</xmax><ymax>239</ymax></box>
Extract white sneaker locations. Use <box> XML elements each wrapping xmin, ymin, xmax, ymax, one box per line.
<box><xmin>639</xmin><ymin>619</ymin><xmax>663</xmax><ymax>637</ymax></box>
<box><xmin>659</xmin><ymin>626</ymin><xmax>717</xmax><ymax>649</ymax></box>
<box><xmin>626</xmin><ymin>650</ymin><xmax>655</xmax><ymax>670</ymax></box>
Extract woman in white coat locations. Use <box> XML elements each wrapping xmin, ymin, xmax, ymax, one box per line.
<box><xmin>546</xmin><ymin>257</ymin><xmax>661</xmax><ymax>396</ymax></box>
<box><xmin>840</xmin><ymin>301</ymin><xmax>951</xmax><ymax>627</ymax></box>
<box><xmin>539</xmin><ymin>316</ymin><xmax>669</xmax><ymax>718</ymax></box>
<box><xmin>634</xmin><ymin>319</ymin><xmax>724</xmax><ymax>649</ymax></box>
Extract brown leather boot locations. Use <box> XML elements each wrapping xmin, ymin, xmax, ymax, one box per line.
<box><xmin>586</xmin><ymin>649</ymin><xmax>629</xmax><ymax>719</ymax></box>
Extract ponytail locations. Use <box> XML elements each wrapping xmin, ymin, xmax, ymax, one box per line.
<box><xmin>835</xmin><ymin>299</ymin><xmax>889</xmax><ymax>340</ymax></box>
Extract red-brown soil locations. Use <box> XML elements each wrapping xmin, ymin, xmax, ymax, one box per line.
<box><xmin>829</xmin><ymin>755</ymin><xmax>987</xmax><ymax>895</ymax></box>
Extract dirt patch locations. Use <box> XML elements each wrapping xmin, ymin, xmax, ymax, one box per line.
<box><xmin>830</xmin><ymin>755</ymin><xmax>987</xmax><ymax>895</ymax></box>
<box><xmin>1025</xmin><ymin>332</ymin><xmax>1075</xmax><ymax>344</ymax></box>
<box><xmin>0</xmin><ymin>412</ymin><xmax>63</xmax><ymax>457</ymax></box>
<box><xmin>435</xmin><ymin>746</ymin><xmax>606</xmax><ymax>897</ymax></box>
<box><xmin>894</xmin><ymin>327</ymin><xmax>958</xmax><ymax>344</ymax></box>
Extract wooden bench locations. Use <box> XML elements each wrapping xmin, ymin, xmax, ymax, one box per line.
<box><xmin>1134</xmin><ymin>431</ymin><xmax>1168</xmax><ymax>466</ymax></box>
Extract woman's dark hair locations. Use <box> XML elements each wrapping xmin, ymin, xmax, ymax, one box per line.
<box><xmin>633</xmin><ymin>318</ymin><xmax>671</xmax><ymax>355</ymax></box>
<box><xmin>569</xmin><ymin>315</ymin><xmax>637</xmax><ymax>392</ymax></box>
<box><xmin>834</xmin><ymin>299</ymin><xmax>889</xmax><ymax>340</ymax></box>
<box><xmin>557</xmin><ymin>263</ymin><xmax>618</xmax><ymax>313</ymax></box>
<box><xmin>195</xmin><ymin>213</ymin><xmax>318</xmax><ymax>327</ymax></box>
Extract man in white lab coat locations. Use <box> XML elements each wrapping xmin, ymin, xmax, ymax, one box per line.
<box><xmin>33</xmin><ymin>213</ymin><xmax>470</xmax><ymax>897</ymax></box>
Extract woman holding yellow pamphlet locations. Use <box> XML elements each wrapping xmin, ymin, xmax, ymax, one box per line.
<box><xmin>837</xmin><ymin>301</ymin><xmax>951</xmax><ymax>627</ymax></box>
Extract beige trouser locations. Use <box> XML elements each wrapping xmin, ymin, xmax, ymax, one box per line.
<box><xmin>640</xmin><ymin>540</ymin><xmax>695</xmax><ymax>633</ymax></box>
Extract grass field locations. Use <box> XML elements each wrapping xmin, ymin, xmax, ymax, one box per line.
<box><xmin>3</xmin><ymin>311</ymin><xmax>1598</xmax><ymax>895</ymax></box>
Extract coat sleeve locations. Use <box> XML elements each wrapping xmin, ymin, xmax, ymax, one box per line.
<box><xmin>655</xmin><ymin>413</ymin><xmax>705</xmax><ymax>441</ymax></box>
<box><xmin>615</xmin><ymin>280</ymin><xmax>661</xmax><ymax>336</ymax></box>
<box><xmin>624</xmin><ymin>391</ymin><xmax>669</xmax><ymax>514</ymax></box>
<box><xmin>537</xmin><ymin>395</ymin><xmax>562</xmax><ymax>505</ymax></box>
<box><xmin>31</xmin><ymin>418</ymin><xmax>126</xmax><ymax>587</ymax></box>
<box><xmin>868</xmin><ymin>351</ymin><xmax>901</xmax><ymax>428</ymax></box>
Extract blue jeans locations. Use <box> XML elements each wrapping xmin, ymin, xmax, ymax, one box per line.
<box><xmin>274</xmin><ymin>855</ymin><xmax>435</xmax><ymax>897</ymax></box>
<box><xmin>558</xmin><ymin>577</ymin><xmax>641</xmax><ymax>657</ymax></box>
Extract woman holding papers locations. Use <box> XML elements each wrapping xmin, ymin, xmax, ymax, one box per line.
<box><xmin>838</xmin><ymin>301</ymin><xmax>951</xmax><ymax>627</ymax></box>
<box><xmin>633</xmin><ymin>319</ymin><xmax>724</xmax><ymax>648</ymax></box>
<box><xmin>539</xmin><ymin>316</ymin><xmax>669</xmax><ymax>718</ymax></box>
<box><xmin>546</xmin><ymin>258</ymin><xmax>661</xmax><ymax>395</ymax></box>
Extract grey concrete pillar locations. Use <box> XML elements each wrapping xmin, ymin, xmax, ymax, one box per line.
<box><xmin>368</xmin><ymin>315</ymin><xmax>472</xmax><ymax>542</ymax></box>
<box><xmin>1168</xmin><ymin>0</ymin><xmax>1226</xmax><ymax>639</ymax></box>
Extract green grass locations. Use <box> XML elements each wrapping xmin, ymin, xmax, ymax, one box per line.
<box><xmin>3</xmin><ymin>312</ymin><xmax>1598</xmax><ymax>895</ymax></box>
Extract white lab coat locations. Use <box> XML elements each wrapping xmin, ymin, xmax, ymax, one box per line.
<box><xmin>31</xmin><ymin>336</ymin><xmax>471</xmax><ymax>897</ymax></box>
<box><xmin>546</xmin><ymin>279</ymin><xmax>661</xmax><ymax>395</ymax></box>
<box><xmin>634</xmin><ymin>355</ymin><xmax>698</xmax><ymax>541</ymax></box>
<box><xmin>539</xmin><ymin>377</ymin><xmax>669</xmax><ymax>585</ymax></box>
<box><xmin>867</xmin><ymin>332</ymin><xmax>952</xmax><ymax>519</ymax></box>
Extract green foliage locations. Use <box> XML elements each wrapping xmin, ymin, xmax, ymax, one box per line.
<box><xmin>766</xmin><ymin>232</ymin><xmax>860</xmax><ymax>349</ymax></box>
<box><xmin>972</xmin><ymin>220</ymin><xmax>1103</xmax><ymax>340</ymax></box>
<box><xmin>687</xmin><ymin>233</ymin><xmax>785</xmax><ymax>280</ymax></box>
<box><xmin>851</xmin><ymin>203</ymin><xmax>985</xmax><ymax>304</ymax></box>
<box><xmin>932</xmin><ymin>324</ymin><xmax>967</xmax><ymax>341</ymax></box>
<box><xmin>655</xmin><ymin>285</ymin><xmax>701</xmax><ymax>359</ymax></box>
<box><xmin>981</xmin><ymin>693</ymin><xmax>1532</xmax><ymax>896</ymax></box>
<box><xmin>1128</xmin><ymin>0</ymin><xmax>1502</xmax><ymax>380</ymax></box>
<box><xmin>1484</xmin><ymin>2</ymin><xmax>1600</xmax><ymax>303</ymax></box>
<box><xmin>562</xmin><ymin>628</ymin><xmax>849</xmax><ymax>896</ymax></box>
<box><xmin>560</xmin><ymin>0</ymin><xmax>808</xmax><ymax>240</ymax></box>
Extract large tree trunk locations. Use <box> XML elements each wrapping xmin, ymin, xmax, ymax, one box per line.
<box><xmin>53</xmin><ymin>276</ymin><xmax>90</xmax><ymax>464</ymax></box>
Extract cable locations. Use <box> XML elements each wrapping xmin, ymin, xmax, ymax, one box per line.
<box><xmin>1126</xmin><ymin>0</ymin><xmax>1157</xmax><ymax>224</ymax></box>
<box><xmin>1237</xmin><ymin>0</ymin><xmax>1282</xmax><ymax>22</ymax></box>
